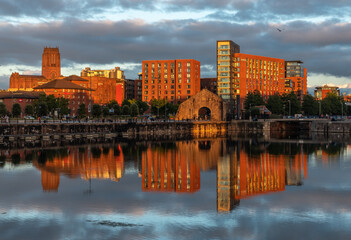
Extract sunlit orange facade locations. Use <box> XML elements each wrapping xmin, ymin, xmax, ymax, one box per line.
<box><xmin>142</xmin><ymin>59</ymin><xmax>201</xmax><ymax>103</ymax></box>
<box><xmin>9</xmin><ymin>47</ymin><xmax>126</xmax><ymax>106</ymax></box>
<box><xmin>217</xmin><ymin>40</ymin><xmax>308</xmax><ymax>114</ymax></box>
<box><xmin>285</xmin><ymin>61</ymin><xmax>307</xmax><ymax>100</ymax></box>
<box><xmin>234</xmin><ymin>53</ymin><xmax>286</xmax><ymax>100</ymax></box>
<box><xmin>314</xmin><ymin>85</ymin><xmax>340</xmax><ymax>100</ymax></box>
<box><xmin>42</xmin><ymin>47</ymin><xmax>61</xmax><ymax>79</ymax></box>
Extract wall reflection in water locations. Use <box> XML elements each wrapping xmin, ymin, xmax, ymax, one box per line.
<box><xmin>0</xmin><ymin>140</ymin><xmax>345</xmax><ymax>213</ymax></box>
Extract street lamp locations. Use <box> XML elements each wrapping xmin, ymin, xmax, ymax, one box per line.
<box><xmin>341</xmin><ymin>101</ymin><xmax>344</xmax><ymax>118</ymax></box>
<box><xmin>249</xmin><ymin>103</ymin><xmax>252</xmax><ymax>120</ymax></box>
<box><xmin>319</xmin><ymin>100</ymin><xmax>321</xmax><ymax>116</ymax></box>
<box><xmin>288</xmin><ymin>100</ymin><xmax>291</xmax><ymax>116</ymax></box>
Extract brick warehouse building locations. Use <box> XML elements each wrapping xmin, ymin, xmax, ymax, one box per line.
<box><xmin>9</xmin><ymin>47</ymin><xmax>127</xmax><ymax>106</ymax></box>
<box><xmin>0</xmin><ymin>91</ymin><xmax>41</xmax><ymax>117</ymax></box>
<box><xmin>217</xmin><ymin>40</ymin><xmax>307</xmax><ymax>115</ymax></box>
<box><xmin>33</xmin><ymin>79</ymin><xmax>92</xmax><ymax>115</ymax></box>
<box><xmin>142</xmin><ymin>59</ymin><xmax>200</xmax><ymax>103</ymax></box>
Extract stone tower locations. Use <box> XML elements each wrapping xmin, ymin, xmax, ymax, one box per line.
<box><xmin>42</xmin><ymin>47</ymin><xmax>61</xmax><ymax>79</ymax></box>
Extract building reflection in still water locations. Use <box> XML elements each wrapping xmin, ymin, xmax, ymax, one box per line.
<box><xmin>217</xmin><ymin>142</ymin><xmax>307</xmax><ymax>212</ymax></box>
<box><xmin>34</xmin><ymin>145</ymin><xmax>125</xmax><ymax>192</ymax></box>
<box><xmin>0</xmin><ymin>140</ymin><xmax>343</xmax><ymax>213</ymax></box>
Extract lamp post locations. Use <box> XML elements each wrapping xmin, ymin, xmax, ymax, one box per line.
<box><xmin>319</xmin><ymin>100</ymin><xmax>321</xmax><ymax>117</ymax></box>
<box><xmin>249</xmin><ymin>103</ymin><xmax>252</xmax><ymax>120</ymax></box>
<box><xmin>165</xmin><ymin>105</ymin><xmax>167</xmax><ymax>119</ymax></box>
<box><xmin>341</xmin><ymin>101</ymin><xmax>344</xmax><ymax>118</ymax></box>
<box><xmin>288</xmin><ymin>100</ymin><xmax>291</xmax><ymax>116</ymax></box>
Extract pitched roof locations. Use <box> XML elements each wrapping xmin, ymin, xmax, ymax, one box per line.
<box><xmin>18</xmin><ymin>75</ymin><xmax>46</xmax><ymax>79</ymax></box>
<box><xmin>0</xmin><ymin>91</ymin><xmax>41</xmax><ymax>99</ymax></box>
<box><xmin>33</xmin><ymin>79</ymin><xmax>90</xmax><ymax>90</ymax></box>
<box><xmin>63</xmin><ymin>75</ymin><xmax>88</xmax><ymax>82</ymax></box>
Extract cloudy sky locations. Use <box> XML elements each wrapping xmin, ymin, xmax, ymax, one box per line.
<box><xmin>0</xmin><ymin>0</ymin><xmax>351</xmax><ymax>90</ymax></box>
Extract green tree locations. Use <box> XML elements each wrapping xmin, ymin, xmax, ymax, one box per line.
<box><xmin>136</xmin><ymin>100</ymin><xmax>149</xmax><ymax>115</ymax></box>
<box><xmin>122</xmin><ymin>105</ymin><xmax>130</xmax><ymax>115</ymax></box>
<box><xmin>92</xmin><ymin>104</ymin><xmax>101</xmax><ymax>118</ymax></box>
<box><xmin>34</xmin><ymin>102</ymin><xmax>48</xmax><ymax>117</ymax></box>
<box><xmin>244</xmin><ymin>90</ymin><xmax>265</xmax><ymax>110</ymax></box>
<box><xmin>266</xmin><ymin>94</ymin><xmax>283</xmax><ymax>114</ymax></box>
<box><xmin>77</xmin><ymin>104</ymin><xmax>86</xmax><ymax>117</ymax></box>
<box><xmin>102</xmin><ymin>106</ymin><xmax>110</xmax><ymax>117</ymax></box>
<box><xmin>282</xmin><ymin>92</ymin><xmax>301</xmax><ymax>115</ymax></box>
<box><xmin>25</xmin><ymin>105</ymin><xmax>34</xmax><ymax>116</ymax></box>
<box><xmin>321</xmin><ymin>93</ymin><xmax>343</xmax><ymax>115</ymax></box>
<box><xmin>302</xmin><ymin>94</ymin><xmax>318</xmax><ymax>116</ymax></box>
<box><xmin>122</xmin><ymin>99</ymin><xmax>131</xmax><ymax>107</ymax></box>
<box><xmin>46</xmin><ymin>94</ymin><xmax>58</xmax><ymax>115</ymax></box>
<box><xmin>150</xmin><ymin>99</ymin><xmax>167</xmax><ymax>116</ymax></box>
<box><xmin>57</xmin><ymin>97</ymin><xmax>69</xmax><ymax>115</ymax></box>
<box><xmin>107</xmin><ymin>100</ymin><xmax>120</xmax><ymax>115</ymax></box>
<box><xmin>12</xmin><ymin>103</ymin><xmax>21</xmax><ymax>117</ymax></box>
<box><xmin>0</xmin><ymin>103</ymin><xmax>7</xmax><ymax>116</ymax></box>
<box><xmin>130</xmin><ymin>103</ymin><xmax>139</xmax><ymax>117</ymax></box>
<box><xmin>166</xmin><ymin>102</ymin><xmax>179</xmax><ymax>115</ymax></box>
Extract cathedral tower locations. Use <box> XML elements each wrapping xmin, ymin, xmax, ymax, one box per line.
<box><xmin>42</xmin><ymin>47</ymin><xmax>61</xmax><ymax>79</ymax></box>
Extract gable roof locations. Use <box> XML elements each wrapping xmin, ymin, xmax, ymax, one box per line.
<box><xmin>33</xmin><ymin>79</ymin><xmax>90</xmax><ymax>90</ymax></box>
<box><xmin>0</xmin><ymin>91</ymin><xmax>41</xmax><ymax>99</ymax></box>
<box><xmin>63</xmin><ymin>75</ymin><xmax>88</xmax><ymax>82</ymax></box>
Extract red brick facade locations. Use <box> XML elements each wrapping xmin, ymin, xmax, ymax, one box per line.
<box><xmin>142</xmin><ymin>59</ymin><xmax>200</xmax><ymax>103</ymax></box>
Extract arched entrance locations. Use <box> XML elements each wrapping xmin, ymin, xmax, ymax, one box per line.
<box><xmin>175</xmin><ymin>89</ymin><xmax>225</xmax><ymax>121</ymax></box>
<box><xmin>198</xmin><ymin>107</ymin><xmax>211</xmax><ymax>120</ymax></box>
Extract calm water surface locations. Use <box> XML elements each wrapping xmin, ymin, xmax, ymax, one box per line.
<box><xmin>0</xmin><ymin>139</ymin><xmax>350</xmax><ymax>240</ymax></box>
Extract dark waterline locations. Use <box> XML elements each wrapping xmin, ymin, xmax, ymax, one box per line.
<box><xmin>0</xmin><ymin>139</ymin><xmax>350</xmax><ymax>240</ymax></box>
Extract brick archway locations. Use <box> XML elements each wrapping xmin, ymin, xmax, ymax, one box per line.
<box><xmin>175</xmin><ymin>89</ymin><xmax>225</xmax><ymax>121</ymax></box>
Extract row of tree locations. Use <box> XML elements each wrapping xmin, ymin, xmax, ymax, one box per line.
<box><xmin>0</xmin><ymin>93</ymin><xmax>181</xmax><ymax>119</ymax></box>
<box><xmin>244</xmin><ymin>90</ymin><xmax>347</xmax><ymax>116</ymax></box>
<box><xmin>90</xmin><ymin>99</ymin><xmax>179</xmax><ymax>118</ymax></box>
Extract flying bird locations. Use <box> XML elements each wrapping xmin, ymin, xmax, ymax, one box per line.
<box><xmin>276</xmin><ymin>28</ymin><xmax>284</xmax><ymax>32</ymax></box>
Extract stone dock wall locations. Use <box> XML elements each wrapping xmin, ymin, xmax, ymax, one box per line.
<box><xmin>2</xmin><ymin>120</ymin><xmax>351</xmax><ymax>148</ymax></box>
<box><xmin>0</xmin><ymin>121</ymin><xmax>228</xmax><ymax>147</ymax></box>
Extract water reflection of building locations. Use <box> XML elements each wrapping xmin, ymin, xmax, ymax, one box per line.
<box><xmin>217</xmin><ymin>143</ymin><xmax>308</xmax><ymax>213</ymax></box>
<box><xmin>141</xmin><ymin>143</ymin><xmax>201</xmax><ymax>193</ymax></box>
<box><xmin>217</xmin><ymin>154</ymin><xmax>239</xmax><ymax>212</ymax></box>
<box><xmin>33</xmin><ymin>145</ymin><xmax>124</xmax><ymax>192</ymax></box>
<box><xmin>41</xmin><ymin>171</ymin><xmax>60</xmax><ymax>192</ymax></box>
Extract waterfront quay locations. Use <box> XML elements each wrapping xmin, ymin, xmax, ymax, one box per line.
<box><xmin>2</xmin><ymin>118</ymin><xmax>351</xmax><ymax>147</ymax></box>
<box><xmin>0</xmin><ymin>120</ymin><xmax>228</xmax><ymax>147</ymax></box>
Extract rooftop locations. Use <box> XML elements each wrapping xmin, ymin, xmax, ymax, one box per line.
<box><xmin>33</xmin><ymin>79</ymin><xmax>90</xmax><ymax>90</ymax></box>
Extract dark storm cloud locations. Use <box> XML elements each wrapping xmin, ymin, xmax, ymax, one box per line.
<box><xmin>1</xmin><ymin>0</ymin><xmax>350</xmax><ymax>21</ymax></box>
<box><xmin>0</xmin><ymin>17</ymin><xmax>351</xmax><ymax>80</ymax></box>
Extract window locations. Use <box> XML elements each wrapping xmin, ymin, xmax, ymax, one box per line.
<box><xmin>187</xmin><ymin>90</ymin><xmax>190</xmax><ymax>94</ymax></box>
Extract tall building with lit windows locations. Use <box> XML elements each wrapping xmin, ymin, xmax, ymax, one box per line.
<box><xmin>234</xmin><ymin>53</ymin><xmax>285</xmax><ymax>100</ymax></box>
<box><xmin>284</xmin><ymin>60</ymin><xmax>307</xmax><ymax>100</ymax></box>
<box><xmin>142</xmin><ymin>59</ymin><xmax>201</xmax><ymax>103</ymax></box>
<box><xmin>217</xmin><ymin>40</ymin><xmax>240</xmax><ymax>101</ymax></box>
<box><xmin>217</xmin><ymin>40</ymin><xmax>286</xmax><ymax>111</ymax></box>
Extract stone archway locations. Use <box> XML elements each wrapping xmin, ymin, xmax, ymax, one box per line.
<box><xmin>175</xmin><ymin>89</ymin><xmax>225</xmax><ymax>121</ymax></box>
<box><xmin>198</xmin><ymin>107</ymin><xmax>211</xmax><ymax>120</ymax></box>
